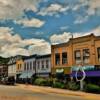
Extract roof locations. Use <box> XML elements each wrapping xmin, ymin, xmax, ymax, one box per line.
<box><xmin>36</xmin><ymin>54</ymin><xmax>51</xmax><ymax>59</ymax></box>
<box><xmin>23</xmin><ymin>54</ymin><xmax>37</xmax><ymax>60</ymax></box>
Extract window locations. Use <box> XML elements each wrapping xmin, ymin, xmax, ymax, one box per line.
<box><xmin>30</xmin><ymin>62</ymin><xmax>32</xmax><ymax>70</ymax></box>
<box><xmin>55</xmin><ymin>53</ymin><xmax>60</xmax><ymax>65</ymax></box>
<box><xmin>62</xmin><ymin>52</ymin><xmax>67</xmax><ymax>64</ymax></box>
<box><xmin>83</xmin><ymin>49</ymin><xmax>90</xmax><ymax>64</ymax></box>
<box><xmin>33</xmin><ymin>61</ymin><xmax>35</xmax><ymax>70</ymax></box>
<box><xmin>27</xmin><ymin>62</ymin><xmax>29</xmax><ymax>70</ymax></box>
<box><xmin>97</xmin><ymin>47</ymin><xmax>100</xmax><ymax>62</ymax></box>
<box><xmin>37</xmin><ymin>61</ymin><xmax>40</xmax><ymax>69</ymax></box>
<box><xmin>42</xmin><ymin>60</ymin><xmax>44</xmax><ymax>69</ymax></box>
<box><xmin>17</xmin><ymin>64</ymin><xmax>19</xmax><ymax>70</ymax></box>
<box><xmin>46</xmin><ymin>60</ymin><xmax>49</xmax><ymax>68</ymax></box>
<box><xmin>24</xmin><ymin>63</ymin><xmax>26</xmax><ymax>70</ymax></box>
<box><xmin>20</xmin><ymin>64</ymin><xmax>22</xmax><ymax>70</ymax></box>
<box><xmin>74</xmin><ymin>50</ymin><xmax>81</xmax><ymax>64</ymax></box>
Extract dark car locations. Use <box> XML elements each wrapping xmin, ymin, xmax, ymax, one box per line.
<box><xmin>1</xmin><ymin>76</ymin><xmax>15</xmax><ymax>85</ymax></box>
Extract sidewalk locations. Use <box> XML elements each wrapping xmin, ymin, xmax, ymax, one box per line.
<box><xmin>18</xmin><ymin>84</ymin><xmax>100</xmax><ymax>100</ymax></box>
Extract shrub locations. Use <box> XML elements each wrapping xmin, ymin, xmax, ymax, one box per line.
<box><xmin>34</xmin><ymin>78</ymin><xmax>48</xmax><ymax>86</ymax></box>
<box><xmin>84</xmin><ymin>84</ymin><xmax>100</xmax><ymax>93</ymax></box>
<box><xmin>66</xmin><ymin>81</ymin><xmax>80</xmax><ymax>91</ymax></box>
<box><xmin>53</xmin><ymin>81</ymin><xmax>65</xmax><ymax>89</ymax></box>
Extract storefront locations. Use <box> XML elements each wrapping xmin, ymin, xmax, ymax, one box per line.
<box><xmin>52</xmin><ymin>67</ymin><xmax>71</xmax><ymax>80</ymax></box>
<box><xmin>71</xmin><ymin>65</ymin><xmax>100</xmax><ymax>84</ymax></box>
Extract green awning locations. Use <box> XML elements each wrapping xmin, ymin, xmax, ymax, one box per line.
<box><xmin>72</xmin><ymin>65</ymin><xmax>95</xmax><ymax>71</ymax></box>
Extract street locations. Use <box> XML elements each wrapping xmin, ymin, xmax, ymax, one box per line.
<box><xmin>0</xmin><ymin>85</ymin><xmax>87</xmax><ymax>100</ymax></box>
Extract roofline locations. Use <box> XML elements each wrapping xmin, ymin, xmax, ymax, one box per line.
<box><xmin>51</xmin><ymin>33</ymin><xmax>98</xmax><ymax>48</ymax></box>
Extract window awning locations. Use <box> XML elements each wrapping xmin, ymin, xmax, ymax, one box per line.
<box><xmin>71</xmin><ymin>71</ymin><xmax>100</xmax><ymax>77</ymax></box>
<box><xmin>72</xmin><ymin>65</ymin><xmax>94</xmax><ymax>71</ymax></box>
<box><xmin>19</xmin><ymin>72</ymin><xmax>34</xmax><ymax>79</ymax></box>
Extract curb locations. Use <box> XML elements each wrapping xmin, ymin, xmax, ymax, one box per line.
<box><xmin>18</xmin><ymin>84</ymin><xmax>85</xmax><ymax>97</ymax></box>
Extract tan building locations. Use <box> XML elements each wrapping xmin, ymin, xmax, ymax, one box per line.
<box><xmin>51</xmin><ymin>34</ymin><xmax>100</xmax><ymax>76</ymax></box>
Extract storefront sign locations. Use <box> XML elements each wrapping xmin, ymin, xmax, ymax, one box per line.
<box><xmin>75</xmin><ymin>67</ymin><xmax>86</xmax><ymax>81</ymax></box>
<box><xmin>56</xmin><ymin>69</ymin><xmax>64</xmax><ymax>73</ymax></box>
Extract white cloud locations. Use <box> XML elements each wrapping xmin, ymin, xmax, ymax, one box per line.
<box><xmin>76</xmin><ymin>0</ymin><xmax>100</xmax><ymax>16</ymax></box>
<box><xmin>50</xmin><ymin>32</ymin><xmax>72</xmax><ymax>44</ymax></box>
<box><xmin>86</xmin><ymin>0</ymin><xmax>100</xmax><ymax>16</ymax></box>
<box><xmin>38</xmin><ymin>3</ymin><xmax>69</xmax><ymax>16</ymax></box>
<box><xmin>92</xmin><ymin>26</ymin><xmax>100</xmax><ymax>35</ymax></box>
<box><xmin>28</xmin><ymin>41</ymin><xmax>51</xmax><ymax>55</ymax></box>
<box><xmin>0</xmin><ymin>0</ymin><xmax>40</xmax><ymax>20</ymax></box>
<box><xmin>60</xmin><ymin>26</ymin><xmax>69</xmax><ymax>31</ymax></box>
<box><xmin>74</xmin><ymin>15</ymin><xmax>89</xmax><ymax>24</ymax></box>
<box><xmin>14</xmin><ymin>18</ymin><xmax>45</xmax><ymax>28</ymax></box>
<box><xmin>72</xmin><ymin>0</ymin><xmax>100</xmax><ymax>24</ymax></box>
<box><xmin>0</xmin><ymin>27</ymin><xmax>50</xmax><ymax>57</ymax></box>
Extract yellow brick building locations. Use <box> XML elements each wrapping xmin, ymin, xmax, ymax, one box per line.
<box><xmin>51</xmin><ymin>34</ymin><xmax>100</xmax><ymax>75</ymax></box>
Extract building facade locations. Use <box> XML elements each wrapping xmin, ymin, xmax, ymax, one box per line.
<box><xmin>19</xmin><ymin>55</ymin><xmax>37</xmax><ymax>80</ymax></box>
<box><xmin>36</xmin><ymin>54</ymin><xmax>51</xmax><ymax>77</ymax></box>
<box><xmin>51</xmin><ymin>34</ymin><xmax>100</xmax><ymax>78</ymax></box>
<box><xmin>0</xmin><ymin>64</ymin><xmax>8</xmax><ymax>78</ymax></box>
<box><xmin>8</xmin><ymin>56</ymin><xmax>19</xmax><ymax>79</ymax></box>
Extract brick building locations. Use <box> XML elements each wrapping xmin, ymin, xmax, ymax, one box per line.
<box><xmin>51</xmin><ymin>34</ymin><xmax>100</xmax><ymax>79</ymax></box>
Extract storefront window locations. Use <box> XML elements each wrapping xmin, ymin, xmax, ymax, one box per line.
<box><xmin>62</xmin><ymin>52</ymin><xmax>67</xmax><ymax>64</ymax></box>
<box><xmin>55</xmin><ymin>53</ymin><xmax>60</xmax><ymax>65</ymax></box>
<box><xmin>74</xmin><ymin>50</ymin><xmax>81</xmax><ymax>64</ymax></box>
<box><xmin>83</xmin><ymin>49</ymin><xmax>90</xmax><ymax>64</ymax></box>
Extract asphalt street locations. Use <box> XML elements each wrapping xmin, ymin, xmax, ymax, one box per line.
<box><xmin>0</xmin><ymin>85</ymin><xmax>89</xmax><ymax>100</ymax></box>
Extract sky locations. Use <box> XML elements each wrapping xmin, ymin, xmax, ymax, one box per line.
<box><xmin>0</xmin><ymin>0</ymin><xmax>100</xmax><ymax>57</ymax></box>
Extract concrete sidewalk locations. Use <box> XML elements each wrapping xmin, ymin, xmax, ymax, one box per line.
<box><xmin>18</xmin><ymin>84</ymin><xmax>100</xmax><ymax>100</ymax></box>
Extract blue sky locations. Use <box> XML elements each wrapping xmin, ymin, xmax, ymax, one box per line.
<box><xmin>0</xmin><ymin>0</ymin><xmax>100</xmax><ymax>57</ymax></box>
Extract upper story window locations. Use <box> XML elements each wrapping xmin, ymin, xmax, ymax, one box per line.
<box><xmin>41</xmin><ymin>60</ymin><xmax>44</xmax><ymax>69</ymax></box>
<box><xmin>46</xmin><ymin>60</ymin><xmax>49</xmax><ymax>69</ymax></box>
<box><xmin>37</xmin><ymin>61</ymin><xmax>40</xmax><ymax>69</ymax></box>
<box><xmin>30</xmin><ymin>62</ymin><xmax>32</xmax><ymax>70</ymax></box>
<box><xmin>83</xmin><ymin>49</ymin><xmax>90</xmax><ymax>64</ymax></box>
<box><xmin>62</xmin><ymin>52</ymin><xmax>67</xmax><ymax>64</ymax></box>
<box><xmin>74</xmin><ymin>50</ymin><xmax>81</xmax><ymax>65</ymax></box>
<box><xmin>27</xmin><ymin>62</ymin><xmax>29</xmax><ymax>70</ymax></box>
<box><xmin>33</xmin><ymin>61</ymin><xmax>35</xmax><ymax>70</ymax></box>
<box><xmin>24</xmin><ymin>63</ymin><xmax>26</xmax><ymax>70</ymax></box>
<box><xmin>55</xmin><ymin>53</ymin><xmax>60</xmax><ymax>65</ymax></box>
<box><xmin>54</xmin><ymin>48</ymin><xmax>58</xmax><ymax>53</ymax></box>
<box><xmin>97</xmin><ymin>47</ymin><xmax>100</xmax><ymax>62</ymax></box>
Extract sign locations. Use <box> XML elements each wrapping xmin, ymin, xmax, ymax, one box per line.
<box><xmin>75</xmin><ymin>66</ymin><xmax>86</xmax><ymax>91</ymax></box>
<box><xmin>75</xmin><ymin>67</ymin><xmax>86</xmax><ymax>81</ymax></box>
<box><xmin>72</xmin><ymin>65</ymin><xmax>94</xmax><ymax>71</ymax></box>
<box><xmin>56</xmin><ymin>69</ymin><xmax>64</xmax><ymax>73</ymax></box>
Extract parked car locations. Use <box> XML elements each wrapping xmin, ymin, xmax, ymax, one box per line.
<box><xmin>1</xmin><ymin>76</ymin><xmax>15</xmax><ymax>85</ymax></box>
